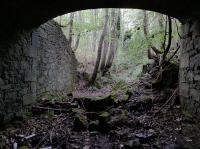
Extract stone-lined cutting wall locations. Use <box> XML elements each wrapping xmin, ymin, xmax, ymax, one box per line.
<box><xmin>35</xmin><ymin>21</ymin><xmax>77</xmax><ymax>96</ymax></box>
<box><xmin>0</xmin><ymin>20</ymin><xmax>77</xmax><ymax>124</ymax></box>
<box><xmin>180</xmin><ymin>19</ymin><xmax>200</xmax><ymax>121</ymax></box>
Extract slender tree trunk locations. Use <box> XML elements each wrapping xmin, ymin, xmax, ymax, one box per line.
<box><xmin>143</xmin><ymin>10</ymin><xmax>160</xmax><ymax>57</ymax></box>
<box><xmin>100</xmin><ymin>10</ymin><xmax>109</xmax><ymax>74</ymax></box>
<box><xmin>60</xmin><ymin>16</ymin><xmax>62</xmax><ymax>26</ymax></box>
<box><xmin>93</xmin><ymin>10</ymin><xmax>97</xmax><ymax>52</ymax></box>
<box><xmin>159</xmin><ymin>16</ymin><xmax>172</xmax><ymax>80</ymax></box>
<box><xmin>157</xmin><ymin>13</ymin><xmax>164</xmax><ymax>31</ymax></box>
<box><xmin>73</xmin><ymin>12</ymin><xmax>82</xmax><ymax>51</ymax></box>
<box><xmin>163</xmin><ymin>16</ymin><xmax>172</xmax><ymax>62</ymax></box>
<box><xmin>143</xmin><ymin>10</ymin><xmax>148</xmax><ymax>37</ymax></box>
<box><xmin>90</xmin><ymin>9</ymin><xmax>109</xmax><ymax>84</ymax></box>
<box><xmin>68</xmin><ymin>13</ymin><xmax>74</xmax><ymax>48</ymax></box>
<box><xmin>73</xmin><ymin>34</ymin><xmax>81</xmax><ymax>51</ymax></box>
<box><xmin>105</xmin><ymin>9</ymin><xmax>121</xmax><ymax>72</ymax></box>
<box><xmin>121</xmin><ymin>10</ymin><xmax>126</xmax><ymax>47</ymax></box>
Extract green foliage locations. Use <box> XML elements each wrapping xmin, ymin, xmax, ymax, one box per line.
<box><xmin>38</xmin><ymin>92</ymin><xmax>69</xmax><ymax>102</ymax></box>
<box><xmin>112</xmin><ymin>80</ymin><xmax>128</xmax><ymax>91</ymax></box>
<box><xmin>73</xmin><ymin>20</ymin><xmax>102</xmax><ymax>34</ymax></box>
<box><xmin>54</xmin><ymin>9</ymin><xmax>181</xmax><ymax>83</ymax></box>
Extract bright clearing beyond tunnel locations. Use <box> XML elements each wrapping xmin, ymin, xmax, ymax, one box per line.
<box><xmin>0</xmin><ymin>2</ymin><xmax>200</xmax><ymax>149</ymax></box>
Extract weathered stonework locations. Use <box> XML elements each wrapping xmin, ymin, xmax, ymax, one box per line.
<box><xmin>35</xmin><ymin>21</ymin><xmax>77</xmax><ymax>96</ymax></box>
<box><xmin>0</xmin><ymin>20</ymin><xmax>77</xmax><ymax>124</ymax></box>
<box><xmin>180</xmin><ymin>19</ymin><xmax>200</xmax><ymax>121</ymax></box>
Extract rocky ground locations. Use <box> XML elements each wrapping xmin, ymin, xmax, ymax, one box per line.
<box><xmin>0</xmin><ymin>70</ymin><xmax>200</xmax><ymax>149</ymax></box>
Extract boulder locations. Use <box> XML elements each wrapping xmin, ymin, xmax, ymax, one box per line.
<box><xmin>75</xmin><ymin>94</ymin><xmax>115</xmax><ymax>112</ymax></box>
<box><xmin>124</xmin><ymin>139</ymin><xmax>141</xmax><ymax>149</ymax></box>
<box><xmin>73</xmin><ymin>114</ymin><xmax>88</xmax><ymax>131</ymax></box>
<box><xmin>88</xmin><ymin>120</ymin><xmax>100</xmax><ymax>131</ymax></box>
<box><xmin>152</xmin><ymin>63</ymin><xmax>179</xmax><ymax>89</ymax></box>
<box><xmin>98</xmin><ymin>112</ymin><xmax>112</xmax><ymax>133</ymax></box>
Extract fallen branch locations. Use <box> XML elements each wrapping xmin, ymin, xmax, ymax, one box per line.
<box><xmin>31</xmin><ymin>106</ymin><xmax>70</xmax><ymax>114</ymax></box>
<box><xmin>163</xmin><ymin>45</ymin><xmax>180</xmax><ymax>68</ymax></box>
<box><xmin>153</xmin><ymin>87</ymin><xmax>178</xmax><ymax>117</ymax></box>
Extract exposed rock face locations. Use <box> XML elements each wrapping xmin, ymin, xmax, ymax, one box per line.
<box><xmin>35</xmin><ymin>21</ymin><xmax>77</xmax><ymax>95</ymax></box>
<box><xmin>0</xmin><ymin>20</ymin><xmax>77</xmax><ymax>124</ymax></box>
<box><xmin>180</xmin><ymin>19</ymin><xmax>200</xmax><ymax>121</ymax></box>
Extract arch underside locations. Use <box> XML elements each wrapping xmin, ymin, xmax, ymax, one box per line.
<box><xmin>1</xmin><ymin>0</ymin><xmax>199</xmax><ymax>30</ymax></box>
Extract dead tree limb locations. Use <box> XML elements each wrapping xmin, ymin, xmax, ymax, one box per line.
<box><xmin>163</xmin><ymin>45</ymin><xmax>180</xmax><ymax>68</ymax></box>
<box><xmin>163</xmin><ymin>16</ymin><xmax>172</xmax><ymax>62</ymax></box>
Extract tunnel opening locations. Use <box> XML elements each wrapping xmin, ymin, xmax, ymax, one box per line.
<box><xmin>0</xmin><ymin>0</ymin><xmax>200</xmax><ymax>147</ymax></box>
<box><xmin>1</xmin><ymin>8</ymin><xmax>194</xmax><ymax>148</ymax></box>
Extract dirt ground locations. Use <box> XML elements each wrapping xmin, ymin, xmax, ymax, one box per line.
<box><xmin>0</xmin><ymin>71</ymin><xmax>200</xmax><ymax>149</ymax></box>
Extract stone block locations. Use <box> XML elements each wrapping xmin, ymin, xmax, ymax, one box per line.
<box><xmin>5</xmin><ymin>90</ymin><xmax>17</xmax><ymax>99</ymax></box>
<box><xmin>0</xmin><ymin>78</ymin><xmax>4</xmax><ymax>86</ymax></box>
<box><xmin>190</xmin><ymin>89</ymin><xmax>200</xmax><ymax>102</ymax></box>
<box><xmin>194</xmin><ymin>37</ymin><xmax>200</xmax><ymax>49</ymax></box>
<box><xmin>180</xmin><ymin>83</ymin><xmax>189</xmax><ymax>98</ymax></box>
<box><xmin>0</xmin><ymin>84</ymin><xmax>12</xmax><ymax>90</ymax></box>
<box><xmin>23</xmin><ymin>94</ymin><xmax>36</xmax><ymax>105</ymax></box>
<box><xmin>194</xmin><ymin>75</ymin><xmax>200</xmax><ymax>81</ymax></box>
<box><xmin>180</xmin><ymin>53</ymin><xmax>189</xmax><ymax>68</ymax></box>
<box><xmin>0</xmin><ymin>20</ymin><xmax>77</xmax><ymax>124</ymax></box>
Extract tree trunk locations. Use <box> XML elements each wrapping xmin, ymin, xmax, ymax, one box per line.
<box><xmin>105</xmin><ymin>9</ymin><xmax>121</xmax><ymax>72</ymax></box>
<box><xmin>73</xmin><ymin>34</ymin><xmax>81</xmax><ymax>51</ymax></box>
<box><xmin>157</xmin><ymin>13</ymin><xmax>164</xmax><ymax>31</ymax></box>
<box><xmin>92</xmin><ymin>9</ymin><xmax>97</xmax><ymax>52</ymax></box>
<box><xmin>90</xmin><ymin>9</ymin><xmax>109</xmax><ymax>84</ymax></box>
<box><xmin>162</xmin><ymin>16</ymin><xmax>172</xmax><ymax>63</ymax></box>
<box><xmin>143</xmin><ymin>10</ymin><xmax>148</xmax><ymax>37</ymax></box>
<box><xmin>100</xmin><ymin>10</ymin><xmax>109</xmax><ymax>74</ymax></box>
<box><xmin>73</xmin><ymin>12</ymin><xmax>82</xmax><ymax>51</ymax></box>
<box><xmin>68</xmin><ymin>13</ymin><xmax>74</xmax><ymax>48</ymax></box>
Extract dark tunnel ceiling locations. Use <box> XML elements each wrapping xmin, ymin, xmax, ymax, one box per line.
<box><xmin>1</xmin><ymin>0</ymin><xmax>199</xmax><ymax>30</ymax></box>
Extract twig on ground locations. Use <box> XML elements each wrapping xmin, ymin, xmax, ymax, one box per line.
<box><xmin>34</xmin><ymin>134</ymin><xmax>49</xmax><ymax>149</ymax></box>
<box><xmin>153</xmin><ymin>87</ymin><xmax>178</xmax><ymax>117</ymax></box>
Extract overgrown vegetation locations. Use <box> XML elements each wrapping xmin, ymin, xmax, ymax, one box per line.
<box><xmin>54</xmin><ymin>9</ymin><xmax>180</xmax><ymax>83</ymax></box>
<box><xmin>2</xmin><ymin>9</ymin><xmax>193</xmax><ymax>149</ymax></box>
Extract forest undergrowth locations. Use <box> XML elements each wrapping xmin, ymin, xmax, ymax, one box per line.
<box><xmin>1</xmin><ymin>61</ymin><xmax>199</xmax><ymax>149</ymax></box>
<box><xmin>1</xmin><ymin>9</ymin><xmax>200</xmax><ymax>149</ymax></box>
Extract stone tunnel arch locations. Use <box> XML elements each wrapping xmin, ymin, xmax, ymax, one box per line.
<box><xmin>1</xmin><ymin>0</ymin><xmax>200</xmax><ymax>31</ymax></box>
<box><xmin>0</xmin><ymin>1</ymin><xmax>200</xmax><ymax>123</ymax></box>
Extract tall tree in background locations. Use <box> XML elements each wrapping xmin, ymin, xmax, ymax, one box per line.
<box><xmin>105</xmin><ymin>9</ymin><xmax>121</xmax><ymax>73</ymax></box>
<box><xmin>92</xmin><ymin>10</ymin><xmax>98</xmax><ymax>52</ymax></box>
<box><xmin>68</xmin><ymin>13</ymin><xmax>74</xmax><ymax>48</ymax></box>
<box><xmin>73</xmin><ymin>12</ymin><xmax>82</xmax><ymax>51</ymax></box>
<box><xmin>143</xmin><ymin>10</ymin><xmax>149</xmax><ymax>37</ymax></box>
<box><xmin>162</xmin><ymin>16</ymin><xmax>172</xmax><ymax>63</ymax></box>
<box><xmin>157</xmin><ymin>13</ymin><xmax>164</xmax><ymax>31</ymax></box>
<box><xmin>90</xmin><ymin>9</ymin><xmax>109</xmax><ymax>84</ymax></box>
<box><xmin>144</xmin><ymin>10</ymin><xmax>161</xmax><ymax>59</ymax></box>
<box><xmin>100</xmin><ymin>9</ymin><xmax>110</xmax><ymax>74</ymax></box>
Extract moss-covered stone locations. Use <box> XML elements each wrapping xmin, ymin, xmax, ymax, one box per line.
<box><xmin>75</xmin><ymin>94</ymin><xmax>115</xmax><ymax>112</ymax></box>
<box><xmin>88</xmin><ymin>120</ymin><xmax>100</xmax><ymax>131</ymax></box>
<box><xmin>110</xmin><ymin>110</ymin><xmax>129</xmax><ymax>128</ymax></box>
<box><xmin>73</xmin><ymin>114</ymin><xmax>88</xmax><ymax>131</ymax></box>
<box><xmin>98</xmin><ymin>112</ymin><xmax>112</xmax><ymax>133</ymax></box>
<box><xmin>99</xmin><ymin>112</ymin><xmax>111</xmax><ymax>122</ymax></box>
<box><xmin>124</xmin><ymin>139</ymin><xmax>141</xmax><ymax>149</ymax></box>
<box><xmin>152</xmin><ymin>63</ymin><xmax>179</xmax><ymax>89</ymax></box>
<box><xmin>128</xmin><ymin>96</ymin><xmax>153</xmax><ymax>112</ymax></box>
<box><xmin>110</xmin><ymin>81</ymin><xmax>133</xmax><ymax>104</ymax></box>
